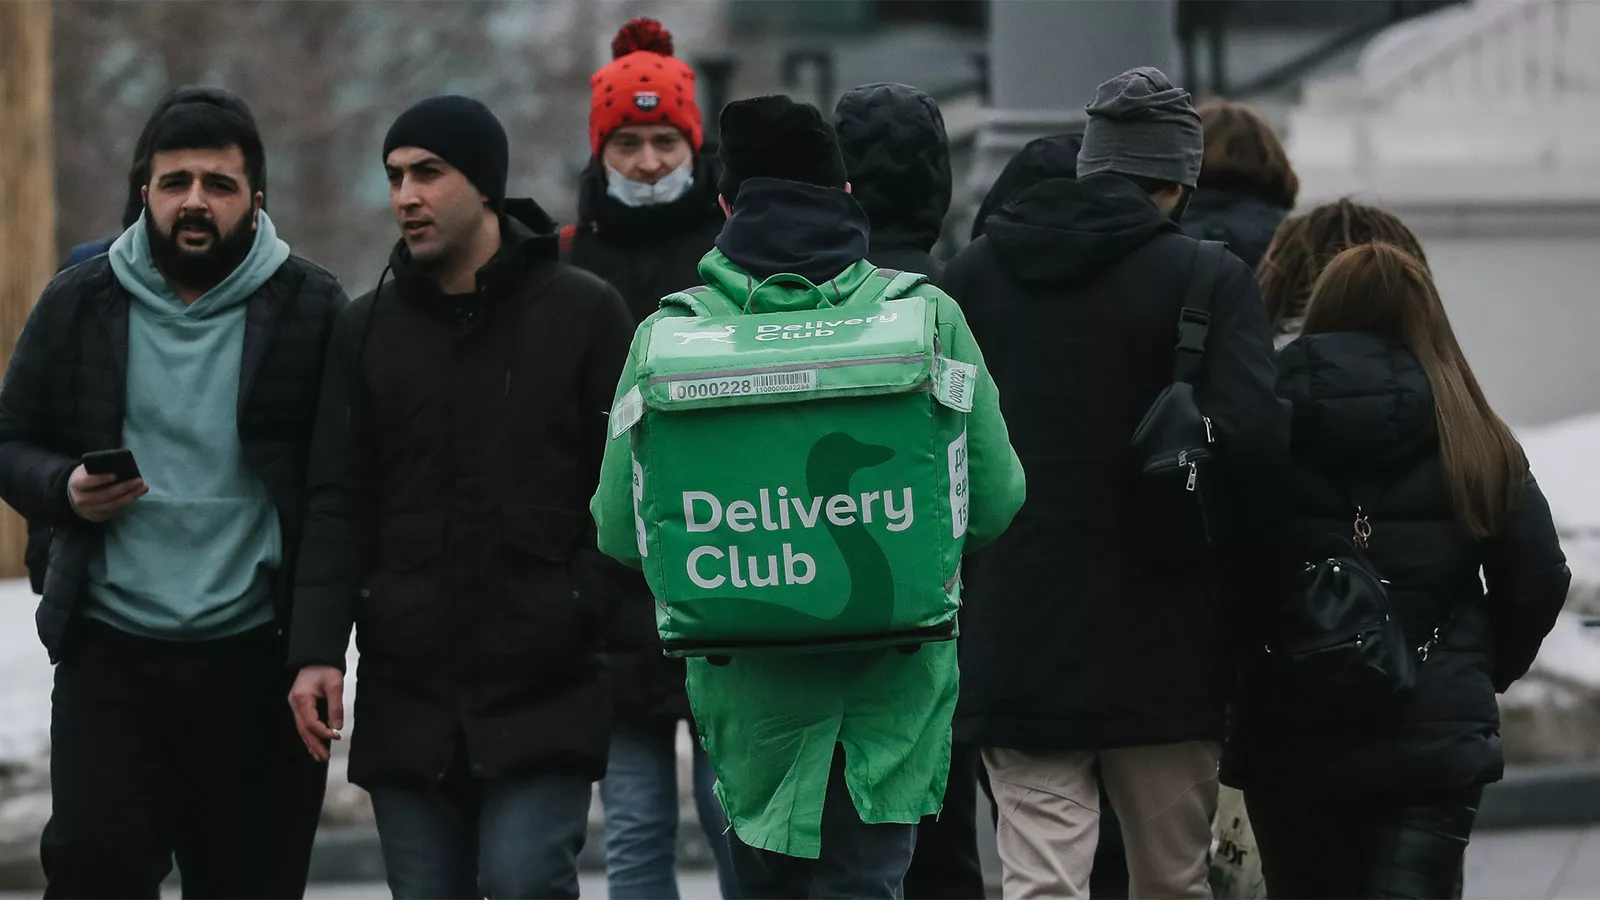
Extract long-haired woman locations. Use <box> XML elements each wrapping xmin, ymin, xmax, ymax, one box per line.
<box><xmin>1224</xmin><ymin>242</ymin><xmax>1570</xmax><ymax>898</ymax></box>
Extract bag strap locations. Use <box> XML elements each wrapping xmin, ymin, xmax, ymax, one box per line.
<box><xmin>1338</xmin><ymin>471</ymin><xmax>1456</xmax><ymax>660</ymax></box>
<box><xmin>659</xmin><ymin>285</ymin><xmax>739</xmax><ymax>318</ymax></box>
<box><xmin>1173</xmin><ymin>240</ymin><xmax>1226</xmax><ymax>384</ymax></box>
<box><xmin>866</xmin><ymin>267</ymin><xmax>929</xmax><ymax>303</ymax></box>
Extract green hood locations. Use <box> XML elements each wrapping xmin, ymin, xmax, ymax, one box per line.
<box><xmin>109</xmin><ymin>209</ymin><xmax>290</xmax><ymax>317</ymax></box>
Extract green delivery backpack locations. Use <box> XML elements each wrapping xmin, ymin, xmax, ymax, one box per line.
<box><xmin>609</xmin><ymin>269</ymin><xmax>978</xmax><ymax>659</ymax></box>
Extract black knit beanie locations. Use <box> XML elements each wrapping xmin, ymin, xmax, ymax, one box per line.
<box><xmin>718</xmin><ymin>95</ymin><xmax>848</xmax><ymax>202</ymax></box>
<box><xmin>382</xmin><ymin>96</ymin><xmax>509</xmax><ymax>210</ymax></box>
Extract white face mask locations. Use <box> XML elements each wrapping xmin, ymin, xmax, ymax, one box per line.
<box><xmin>606</xmin><ymin>159</ymin><xmax>695</xmax><ymax>208</ymax></box>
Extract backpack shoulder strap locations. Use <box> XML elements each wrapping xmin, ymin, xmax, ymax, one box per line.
<box><xmin>856</xmin><ymin>267</ymin><xmax>930</xmax><ymax>305</ymax></box>
<box><xmin>659</xmin><ymin>285</ymin><xmax>739</xmax><ymax>318</ymax></box>
<box><xmin>1173</xmin><ymin>240</ymin><xmax>1226</xmax><ymax>384</ymax></box>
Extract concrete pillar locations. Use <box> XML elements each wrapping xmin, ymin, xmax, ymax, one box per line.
<box><xmin>971</xmin><ymin>0</ymin><xmax>1178</xmax><ymax>210</ymax></box>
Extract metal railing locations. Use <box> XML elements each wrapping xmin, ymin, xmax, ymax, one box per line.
<box><xmin>1365</xmin><ymin>0</ymin><xmax>1592</xmax><ymax>103</ymax></box>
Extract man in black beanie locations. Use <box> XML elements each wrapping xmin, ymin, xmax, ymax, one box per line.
<box><xmin>288</xmin><ymin>94</ymin><xmax>634</xmax><ymax>899</ymax></box>
<box><xmin>947</xmin><ymin>66</ymin><xmax>1284</xmax><ymax>899</ymax></box>
<box><xmin>589</xmin><ymin>93</ymin><xmax>1026</xmax><ymax>900</ymax></box>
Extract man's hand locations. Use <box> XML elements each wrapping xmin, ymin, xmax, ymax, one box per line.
<box><xmin>67</xmin><ymin>465</ymin><xmax>147</xmax><ymax>522</ymax></box>
<box><xmin>288</xmin><ymin>665</ymin><xmax>345</xmax><ymax>762</ymax></box>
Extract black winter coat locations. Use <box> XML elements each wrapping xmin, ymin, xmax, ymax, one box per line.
<box><xmin>288</xmin><ymin>201</ymin><xmax>635</xmax><ymax>787</ymax></box>
<box><xmin>565</xmin><ymin>155</ymin><xmax>724</xmax><ymax>725</ymax></box>
<box><xmin>835</xmin><ymin>83</ymin><xmax>951</xmax><ymax>281</ymax></box>
<box><xmin>946</xmin><ymin>174</ymin><xmax>1286</xmax><ymax>752</ymax></box>
<box><xmin>0</xmin><ymin>254</ymin><xmax>346</xmax><ymax>661</ymax></box>
<box><xmin>1223</xmin><ymin>333</ymin><xmax>1570</xmax><ymax>799</ymax></box>
<box><xmin>567</xmin><ymin>153</ymin><xmax>726</xmax><ymax>324</ymax></box>
<box><xmin>1181</xmin><ymin>187</ymin><xmax>1289</xmax><ymax>272</ymax></box>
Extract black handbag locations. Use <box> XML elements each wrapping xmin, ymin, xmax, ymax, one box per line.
<box><xmin>1264</xmin><ymin>490</ymin><xmax>1448</xmax><ymax>722</ymax></box>
<box><xmin>1130</xmin><ymin>240</ymin><xmax>1226</xmax><ymax>540</ymax></box>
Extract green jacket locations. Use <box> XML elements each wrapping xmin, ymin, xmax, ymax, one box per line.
<box><xmin>591</xmin><ymin>248</ymin><xmax>1025</xmax><ymax>858</ymax></box>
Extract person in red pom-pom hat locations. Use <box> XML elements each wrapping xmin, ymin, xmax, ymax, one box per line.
<box><xmin>568</xmin><ymin>17</ymin><xmax>737</xmax><ymax>900</ymax></box>
<box><xmin>588</xmin><ymin>17</ymin><xmax>704</xmax><ymax>203</ymax></box>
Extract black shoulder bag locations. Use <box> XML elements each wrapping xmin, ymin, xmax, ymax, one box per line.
<box><xmin>1130</xmin><ymin>239</ymin><xmax>1226</xmax><ymax>541</ymax></box>
<box><xmin>1264</xmin><ymin>482</ymin><xmax>1449</xmax><ymax>722</ymax></box>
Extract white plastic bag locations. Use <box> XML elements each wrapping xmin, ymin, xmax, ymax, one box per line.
<box><xmin>1209</xmin><ymin>786</ymin><xmax>1266</xmax><ymax>899</ymax></box>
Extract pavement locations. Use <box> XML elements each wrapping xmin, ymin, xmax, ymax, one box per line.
<box><xmin>1464</xmin><ymin>826</ymin><xmax>1600</xmax><ymax>900</ymax></box>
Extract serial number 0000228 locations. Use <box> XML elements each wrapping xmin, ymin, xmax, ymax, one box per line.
<box><xmin>670</xmin><ymin>370</ymin><xmax>817</xmax><ymax>400</ymax></box>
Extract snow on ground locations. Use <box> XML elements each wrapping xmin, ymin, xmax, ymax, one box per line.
<box><xmin>1520</xmin><ymin>412</ymin><xmax>1600</xmax><ymax>696</ymax></box>
<box><xmin>1524</xmin><ymin>411</ymin><xmax>1600</xmax><ymax>533</ymax></box>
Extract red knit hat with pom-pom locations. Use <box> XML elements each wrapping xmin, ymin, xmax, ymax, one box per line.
<box><xmin>590</xmin><ymin>18</ymin><xmax>703</xmax><ymax>155</ymax></box>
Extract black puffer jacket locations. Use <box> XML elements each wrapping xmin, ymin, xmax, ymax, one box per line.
<box><xmin>1224</xmin><ymin>333</ymin><xmax>1570</xmax><ymax>799</ymax></box>
<box><xmin>1181</xmin><ymin>186</ymin><xmax>1289</xmax><ymax>271</ymax></box>
<box><xmin>566</xmin><ymin>153</ymin><xmax>723</xmax><ymax>726</ymax></box>
<box><xmin>0</xmin><ymin>254</ymin><xmax>346</xmax><ymax>661</ymax></box>
<box><xmin>289</xmin><ymin>200</ymin><xmax>635</xmax><ymax>786</ymax></box>
<box><xmin>946</xmin><ymin>173</ymin><xmax>1286</xmax><ymax>752</ymax></box>
<box><xmin>834</xmin><ymin>83</ymin><xmax>951</xmax><ymax>280</ymax></box>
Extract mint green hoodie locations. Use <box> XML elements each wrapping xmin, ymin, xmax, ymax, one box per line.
<box><xmin>88</xmin><ymin>211</ymin><xmax>291</xmax><ymax>640</ymax></box>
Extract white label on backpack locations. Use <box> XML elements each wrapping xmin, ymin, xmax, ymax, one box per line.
<box><xmin>632</xmin><ymin>453</ymin><xmax>648</xmax><ymax>558</ymax></box>
<box><xmin>949</xmin><ymin>428</ymin><xmax>969</xmax><ymax>539</ymax></box>
<box><xmin>668</xmin><ymin>369</ymin><xmax>817</xmax><ymax>401</ymax></box>
<box><xmin>612</xmin><ymin>385</ymin><xmax>644</xmax><ymax>439</ymax></box>
<box><xmin>933</xmin><ymin>358</ymin><xmax>977</xmax><ymax>413</ymax></box>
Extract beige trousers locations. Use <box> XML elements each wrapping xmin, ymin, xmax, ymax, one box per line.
<box><xmin>983</xmin><ymin>742</ymin><xmax>1221</xmax><ymax>900</ymax></box>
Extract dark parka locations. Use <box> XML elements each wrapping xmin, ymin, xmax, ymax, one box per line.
<box><xmin>564</xmin><ymin>152</ymin><xmax>724</xmax><ymax>725</ymax></box>
<box><xmin>834</xmin><ymin>83</ymin><xmax>952</xmax><ymax>279</ymax></box>
<box><xmin>1223</xmin><ymin>333</ymin><xmax>1570</xmax><ymax>799</ymax></box>
<box><xmin>946</xmin><ymin>173</ymin><xmax>1286</xmax><ymax>752</ymax></box>
<box><xmin>1181</xmin><ymin>186</ymin><xmax>1290</xmax><ymax>271</ymax></box>
<box><xmin>0</xmin><ymin>254</ymin><xmax>347</xmax><ymax>661</ymax></box>
<box><xmin>289</xmin><ymin>200</ymin><xmax>635</xmax><ymax>787</ymax></box>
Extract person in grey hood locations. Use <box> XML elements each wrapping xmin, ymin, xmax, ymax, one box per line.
<box><xmin>944</xmin><ymin>66</ymin><xmax>1284</xmax><ymax>899</ymax></box>
<box><xmin>833</xmin><ymin>82</ymin><xmax>952</xmax><ymax>279</ymax></box>
<box><xmin>0</xmin><ymin>98</ymin><xmax>344</xmax><ymax>898</ymax></box>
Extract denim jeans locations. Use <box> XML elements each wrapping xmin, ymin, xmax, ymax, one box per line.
<box><xmin>727</xmin><ymin>747</ymin><xmax>918</xmax><ymax>900</ymax></box>
<box><xmin>600</xmin><ymin>720</ymin><xmax>738</xmax><ymax>899</ymax></box>
<box><xmin>369</xmin><ymin>755</ymin><xmax>591</xmax><ymax>900</ymax></box>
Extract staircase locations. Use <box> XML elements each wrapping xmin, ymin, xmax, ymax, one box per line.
<box><xmin>1287</xmin><ymin>0</ymin><xmax>1600</xmax><ymax>204</ymax></box>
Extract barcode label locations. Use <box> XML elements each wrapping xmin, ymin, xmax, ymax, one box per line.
<box><xmin>752</xmin><ymin>371</ymin><xmax>817</xmax><ymax>393</ymax></box>
<box><xmin>934</xmin><ymin>358</ymin><xmax>977</xmax><ymax>413</ymax></box>
<box><xmin>670</xmin><ymin>369</ymin><xmax>817</xmax><ymax>400</ymax></box>
<box><xmin>611</xmin><ymin>385</ymin><xmax>644</xmax><ymax>439</ymax></box>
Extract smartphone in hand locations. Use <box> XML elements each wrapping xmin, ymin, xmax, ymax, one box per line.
<box><xmin>81</xmin><ymin>449</ymin><xmax>142</xmax><ymax>483</ymax></box>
